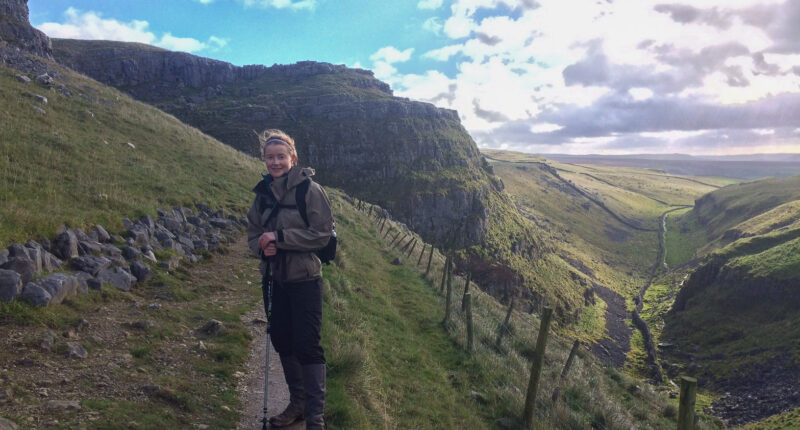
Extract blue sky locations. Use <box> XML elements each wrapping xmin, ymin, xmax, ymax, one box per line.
<box><xmin>29</xmin><ymin>0</ymin><xmax>800</xmax><ymax>155</ymax></box>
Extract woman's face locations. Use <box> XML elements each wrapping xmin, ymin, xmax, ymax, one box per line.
<box><xmin>263</xmin><ymin>143</ymin><xmax>295</xmax><ymax>178</ymax></box>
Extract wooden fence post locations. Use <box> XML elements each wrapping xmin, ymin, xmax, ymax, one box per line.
<box><xmin>465</xmin><ymin>293</ymin><xmax>473</xmax><ymax>354</ymax></box>
<box><xmin>523</xmin><ymin>307</ymin><xmax>553</xmax><ymax>429</ymax></box>
<box><xmin>406</xmin><ymin>239</ymin><xmax>418</xmax><ymax>258</ymax></box>
<box><xmin>425</xmin><ymin>247</ymin><xmax>435</xmax><ymax>277</ymax></box>
<box><xmin>460</xmin><ymin>272</ymin><xmax>472</xmax><ymax>312</ymax></box>
<box><xmin>383</xmin><ymin>225</ymin><xmax>393</xmax><ymax>239</ymax></box>
<box><xmin>440</xmin><ymin>254</ymin><xmax>450</xmax><ymax>293</ymax></box>
<box><xmin>388</xmin><ymin>231</ymin><xmax>403</xmax><ymax>247</ymax></box>
<box><xmin>417</xmin><ymin>244</ymin><xmax>427</xmax><ymax>266</ymax></box>
<box><xmin>551</xmin><ymin>340</ymin><xmax>581</xmax><ymax>403</ymax></box>
<box><xmin>678</xmin><ymin>376</ymin><xmax>697</xmax><ymax>430</ymax></box>
<box><xmin>443</xmin><ymin>264</ymin><xmax>454</xmax><ymax>325</ymax></box>
<box><xmin>495</xmin><ymin>298</ymin><xmax>515</xmax><ymax>349</ymax></box>
<box><xmin>399</xmin><ymin>236</ymin><xmax>414</xmax><ymax>253</ymax></box>
<box><xmin>368</xmin><ymin>206</ymin><xmax>373</xmax><ymax>217</ymax></box>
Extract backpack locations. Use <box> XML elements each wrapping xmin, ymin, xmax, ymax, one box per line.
<box><xmin>259</xmin><ymin>178</ymin><xmax>337</xmax><ymax>265</ymax></box>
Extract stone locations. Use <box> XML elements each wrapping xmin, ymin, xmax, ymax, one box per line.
<box><xmin>87</xmin><ymin>277</ymin><xmax>102</xmax><ymax>290</ymax></box>
<box><xmin>0</xmin><ymin>417</ymin><xmax>18</xmax><ymax>430</ymax></box>
<box><xmin>160</xmin><ymin>217</ymin><xmax>183</xmax><ymax>234</ymax></box>
<box><xmin>187</xmin><ymin>216</ymin><xmax>203</xmax><ymax>226</ymax></box>
<box><xmin>120</xmin><ymin>246</ymin><xmax>141</xmax><ymax>261</ymax></box>
<box><xmin>96</xmin><ymin>267</ymin><xmax>136</xmax><ymax>291</ymax></box>
<box><xmin>15</xmin><ymin>74</ymin><xmax>31</xmax><ymax>84</ymax></box>
<box><xmin>78</xmin><ymin>240</ymin><xmax>102</xmax><ymax>256</ymax></box>
<box><xmin>126</xmin><ymin>225</ymin><xmax>150</xmax><ymax>246</ymax></box>
<box><xmin>33</xmin><ymin>94</ymin><xmax>47</xmax><ymax>104</ymax></box>
<box><xmin>0</xmin><ymin>250</ymin><xmax>7</xmax><ymax>267</ymax></box>
<box><xmin>36</xmin><ymin>273</ymin><xmax>79</xmax><ymax>304</ymax></box>
<box><xmin>35</xmin><ymin>74</ymin><xmax>54</xmax><ymax>86</ymax></box>
<box><xmin>32</xmin><ymin>105</ymin><xmax>46</xmax><ymax>115</ymax></box>
<box><xmin>66</xmin><ymin>342</ymin><xmax>87</xmax><ymax>359</ymax></box>
<box><xmin>74</xmin><ymin>272</ymin><xmax>93</xmax><ymax>294</ymax></box>
<box><xmin>130</xmin><ymin>261</ymin><xmax>151</xmax><ymax>283</ymax></box>
<box><xmin>52</xmin><ymin>230</ymin><xmax>79</xmax><ymax>260</ymax></box>
<box><xmin>209</xmin><ymin>217</ymin><xmax>231</xmax><ymax>228</ymax></box>
<box><xmin>147</xmin><ymin>303</ymin><xmax>161</xmax><ymax>310</ymax></box>
<box><xmin>40</xmin><ymin>330</ymin><xmax>57</xmax><ymax>351</ymax></box>
<box><xmin>139</xmin><ymin>215</ymin><xmax>155</xmax><ymax>232</ymax></box>
<box><xmin>41</xmin><ymin>250</ymin><xmax>62</xmax><ymax>272</ymax></box>
<box><xmin>193</xmin><ymin>239</ymin><xmax>208</xmax><ymax>251</ymax></box>
<box><xmin>93</xmin><ymin>225</ymin><xmax>111</xmax><ymax>243</ymax></box>
<box><xmin>177</xmin><ymin>235</ymin><xmax>195</xmax><ymax>253</ymax></box>
<box><xmin>44</xmin><ymin>400</ymin><xmax>81</xmax><ymax>411</ymax></box>
<box><xmin>21</xmin><ymin>283</ymin><xmax>52</xmax><ymax>307</ymax></box>
<box><xmin>0</xmin><ymin>269</ymin><xmax>22</xmax><ymax>302</ymax></box>
<box><xmin>1</xmin><ymin>256</ymin><xmax>35</xmax><ymax>284</ymax></box>
<box><xmin>70</xmin><ymin>256</ymin><xmax>111</xmax><ymax>276</ymax></box>
<box><xmin>7</xmin><ymin>243</ymin><xmax>29</xmax><ymax>258</ymax></box>
<box><xmin>25</xmin><ymin>245</ymin><xmax>43</xmax><ymax>274</ymax></box>
<box><xmin>495</xmin><ymin>417</ymin><xmax>515</xmax><ymax>429</ymax></box>
<box><xmin>469</xmin><ymin>391</ymin><xmax>487</xmax><ymax>404</ymax></box>
<box><xmin>198</xmin><ymin>319</ymin><xmax>225</xmax><ymax>335</ymax></box>
<box><xmin>132</xmin><ymin>320</ymin><xmax>155</xmax><ymax>330</ymax></box>
<box><xmin>101</xmin><ymin>244</ymin><xmax>123</xmax><ymax>258</ymax></box>
<box><xmin>158</xmin><ymin>257</ymin><xmax>180</xmax><ymax>271</ymax></box>
<box><xmin>142</xmin><ymin>250</ymin><xmax>157</xmax><ymax>263</ymax></box>
<box><xmin>391</xmin><ymin>257</ymin><xmax>403</xmax><ymax>265</ymax></box>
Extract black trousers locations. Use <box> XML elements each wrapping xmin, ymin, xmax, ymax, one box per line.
<box><xmin>268</xmin><ymin>278</ymin><xmax>326</xmax><ymax>365</ymax></box>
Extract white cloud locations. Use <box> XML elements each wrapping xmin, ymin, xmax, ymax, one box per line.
<box><xmin>530</xmin><ymin>123</ymin><xmax>563</xmax><ymax>133</ymax></box>
<box><xmin>193</xmin><ymin>0</ymin><xmax>215</xmax><ymax>3</ymax></box>
<box><xmin>370</xmin><ymin>46</ymin><xmax>414</xmax><ymax>64</ymax></box>
<box><xmin>418</xmin><ymin>0</ymin><xmax>443</xmax><ymax>9</ymax></box>
<box><xmin>242</xmin><ymin>0</ymin><xmax>317</xmax><ymax>9</ymax></box>
<box><xmin>36</xmin><ymin>8</ymin><xmax>227</xmax><ymax>54</ymax></box>
<box><xmin>443</xmin><ymin>15</ymin><xmax>474</xmax><ymax>38</ymax></box>
<box><xmin>629</xmin><ymin>87</ymin><xmax>654</xmax><ymax>101</ymax></box>
<box><xmin>422</xmin><ymin>17</ymin><xmax>444</xmax><ymax>35</ymax></box>
<box><xmin>423</xmin><ymin>44</ymin><xmax>462</xmax><ymax>61</ymax></box>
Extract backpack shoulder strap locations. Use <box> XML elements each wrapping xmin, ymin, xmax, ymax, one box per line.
<box><xmin>295</xmin><ymin>179</ymin><xmax>311</xmax><ymax>227</ymax></box>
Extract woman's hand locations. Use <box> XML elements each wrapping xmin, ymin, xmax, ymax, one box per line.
<box><xmin>262</xmin><ymin>243</ymin><xmax>277</xmax><ymax>257</ymax></box>
<box><xmin>258</xmin><ymin>232</ymin><xmax>277</xmax><ymax>252</ymax></box>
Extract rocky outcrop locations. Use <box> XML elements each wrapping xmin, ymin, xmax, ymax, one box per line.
<box><xmin>0</xmin><ymin>0</ymin><xmax>52</xmax><ymax>58</ymax></box>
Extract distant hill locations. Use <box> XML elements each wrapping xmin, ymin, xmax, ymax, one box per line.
<box><xmin>540</xmin><ymin>154</ymin><xmax>800</xmax><ymax>179</ymax></box>
<box><xmin>659</xmin><ymin>175</ymin><xmax>800</xmax><ymax>425</ymax></box>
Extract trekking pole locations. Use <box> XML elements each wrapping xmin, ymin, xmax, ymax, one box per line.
<box><xmin>261</xmin><ymin>261</ymin><xmax>274</xmax><ymax>430</ymax></box>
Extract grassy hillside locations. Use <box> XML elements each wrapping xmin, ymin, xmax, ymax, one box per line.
<box><xmin>0</xmin><ymin>57</ymin><xmax>724</xmax><ymax>428</ymax></box>
<box><xmin>0</xmin><ymin>63</ymin><xmax>262</xmax><ymax>246</ymax></box>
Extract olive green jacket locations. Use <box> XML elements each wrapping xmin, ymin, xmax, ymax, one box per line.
<box><xmin>246</xmin><ymin>167</ymin><xmax>333</xmax><ymax>283</ymax></box>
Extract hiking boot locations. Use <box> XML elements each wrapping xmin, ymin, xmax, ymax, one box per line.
<box><xmin>269</xmin><ymin>355</ymin><xmax>305</xmax><ymax>427</ymax></box>
<box><xmin>302</xmin><ymin>363</ymin><xmax>326</xmax><ymax>430</ymax></box>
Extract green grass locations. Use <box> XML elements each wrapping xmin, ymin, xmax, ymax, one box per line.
<box><xmin>0</xmin><ymin>63</ymin><xmax>262</xmax><ymax>247</ymax></box>
<box><xmin>743</xmin><ymin>407</ymin><xmax>800</xmax><ymax>429</ymax></box>
<box><xmin>321</xmin><ymin>194</ymin><xmax>720</xmax><ymax>429</ymax></box>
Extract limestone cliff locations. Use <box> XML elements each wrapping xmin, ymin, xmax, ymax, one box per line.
<box><xmin>51</xmin><ymin>38</ymin><xmax>506</xmax><ymax>249</ymax></box>
<box><xmin>0</xmin><ymin>0</ymin><xmax>52</xmax><ymax>59</ymax></box>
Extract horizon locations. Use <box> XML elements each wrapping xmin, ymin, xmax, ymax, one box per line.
<box><xmin>28</xmin><ymin>0</ymin><xmax>800</xmax><ymax>156</ymax></box>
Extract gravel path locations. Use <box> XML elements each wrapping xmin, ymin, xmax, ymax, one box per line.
<box><xmin>237</xmin><ymin>306</ymin><xmax>305</xmax><ymax>430</ymax></box>
<box><xmin>589</xmin><ymin>284</ymin><xmax>631</xmax><ymax>368</ymax></box>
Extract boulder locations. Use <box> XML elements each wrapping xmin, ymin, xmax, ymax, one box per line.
<box><xmin>93</xmin><ymin>225</ymin><xmax>111</xmax><ymax>243</ymax></box>
<box><xmin>130</xmin><ymin>261</ymin><xmax>151</xmax><ymax>283</ymax></box>
<box><xmin>15</xmin><ymin>74</ymin><xmax>31</xmax><ymax>84</ymax></box>
<box><xmin>157</xmin><ymin>257</ymin><xmax>180</xmax><ymax>271</ymax></box>
<box><xmin>65</xmin><ymin>343</ymin><xmax>88</xmax><ymax>359</ymax></box>
<box><xmin>36</xmin><ymin>273</ymin><xmax>79</xmax><ymax>304</ymax></box>
<box><xmin>209</xmin><ymin>217</ymin><xmax>232</xmax><ymax>228</ymax></box>
<box><xmin>126</xmin><ymin>225</ymin><xmax>150</xmax><ymax>245</ymax></box>
<box><xmin>40</xmin><ymin>330</ymin><xmax>57</xmax><ymax>351</ymax></box>
<box><xmin>87</xmin><ymin>277</ymin><xmax>103</xmax><ymax>291</ymax></box>
<box><xmin>73</xmin><ymin>271</ymin><xmax>93</xmax><ymax>294</ymax></box>
<box><xmin>32</xmin><ymin>106</ymin><xmax>46</xmax><ymax>115</ymax></box>
<box><xmin>199</xmin><ymin>319</ymin><xmax>225</xmax><ymax>335</ymax></box>
<box><xmin>25</xmin><ymin>245</ymin><xmax>43</xmax><ymax>274</ymax></box>
<box><xmin>78</xmin><ymin>240</ymin><xmax>102</xmax><ymax>256</ymax></box>
<box><xmin>0</xmin><ymin>269</ymin><xmax>23</xmax><ymax>302</ymax></box>
<box><xmin>142</xmin><ymin>249</ymin><xmax>157</xmax><ymax>263</ymax></box>
<box><xmin>1</xmin><ymin>256</ymin><xmax>35</xmax><ymax>284</ymax></box>
<box><xmin>52</xmin><ymin>229</ymin><xmax>79</xmax><ymax>260</ymax></box>
<box><xmin>21</xmin><ymin>283</ymin><xmax>52</xmax><ymax>307</ymax></box>
<box><xmin>139</xmin><ymin>215</ymin><xmax>155</xmax><ymax>232</ymax></box>
<box><xmin>7</xmin><ymin>243</ymin><xmax>29</xmax><ymax>258</ymax></box>
<box><xmin>0</xmin><ymin>249</ymin><xmax>7</xmax><ymax>266</ymax></box>
<box><xmin>97</xmin><ymin>267</ymin><xmax>136</xmax><ymax>291</ymax></box>
<box><xmin>70</xmin><ymin>255</ymin><xmax>111</xmax><ymax>276</ymax></box>
<box><xmin>35</xmin><ymin>73</ymin><xmax>54</xmax><ymax>86</ymax></box>
<box><xmin>120</xmin><ymin>245</ymin><xmax>141</xmax><ymax>261</ymax></box>
<box><xmin>41</xmin><ymin>250</ymin><xmax>62</xmax><ymax>272</ymax></box>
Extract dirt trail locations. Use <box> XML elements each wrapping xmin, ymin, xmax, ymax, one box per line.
<box><xmin>236</xmin><ymin>306</ymin><xmax>303</xmax><ymax>430</ymax></box>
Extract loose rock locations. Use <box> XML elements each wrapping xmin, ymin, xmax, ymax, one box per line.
<box><xmin>66</xmin><ymin>342</ymin><xmax>87</xmax><ymax>359</ymax></box>
<box><xmin>0</xmin><ymin>269</ymin><xmax>23</xmax><ymax>302</ymax></box>
<box><xmin>199</xmin><ymin>319</ymin><xmax>225</xmax><ymax>336</ymax></box>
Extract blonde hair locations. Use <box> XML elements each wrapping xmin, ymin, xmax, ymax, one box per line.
<box><xmin>257</xmin><ymin>128</ymin><xmax>298</xmax><ymax>166</ymax></box>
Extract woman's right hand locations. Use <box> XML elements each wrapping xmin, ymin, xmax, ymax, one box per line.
<box><xmin>258</xmin><ymin>231</ymin><xmax>277</xmax><ymax>251</ymax></box>
<box><xmin>263</xmin><ymin>243</ymin><xmax>277</xmax><ymax>257</ymax></box>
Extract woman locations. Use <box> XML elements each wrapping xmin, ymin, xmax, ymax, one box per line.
<box><xmin>246</xmin><ymin>129</ymin><xmax>333</xmax><ymax>429</ymax></box>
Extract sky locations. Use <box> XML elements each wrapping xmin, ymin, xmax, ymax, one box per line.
<box><xmin>28</xmin><ymin>0</ymin><xmax>800</xmax><ymax>155</ymax></box>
